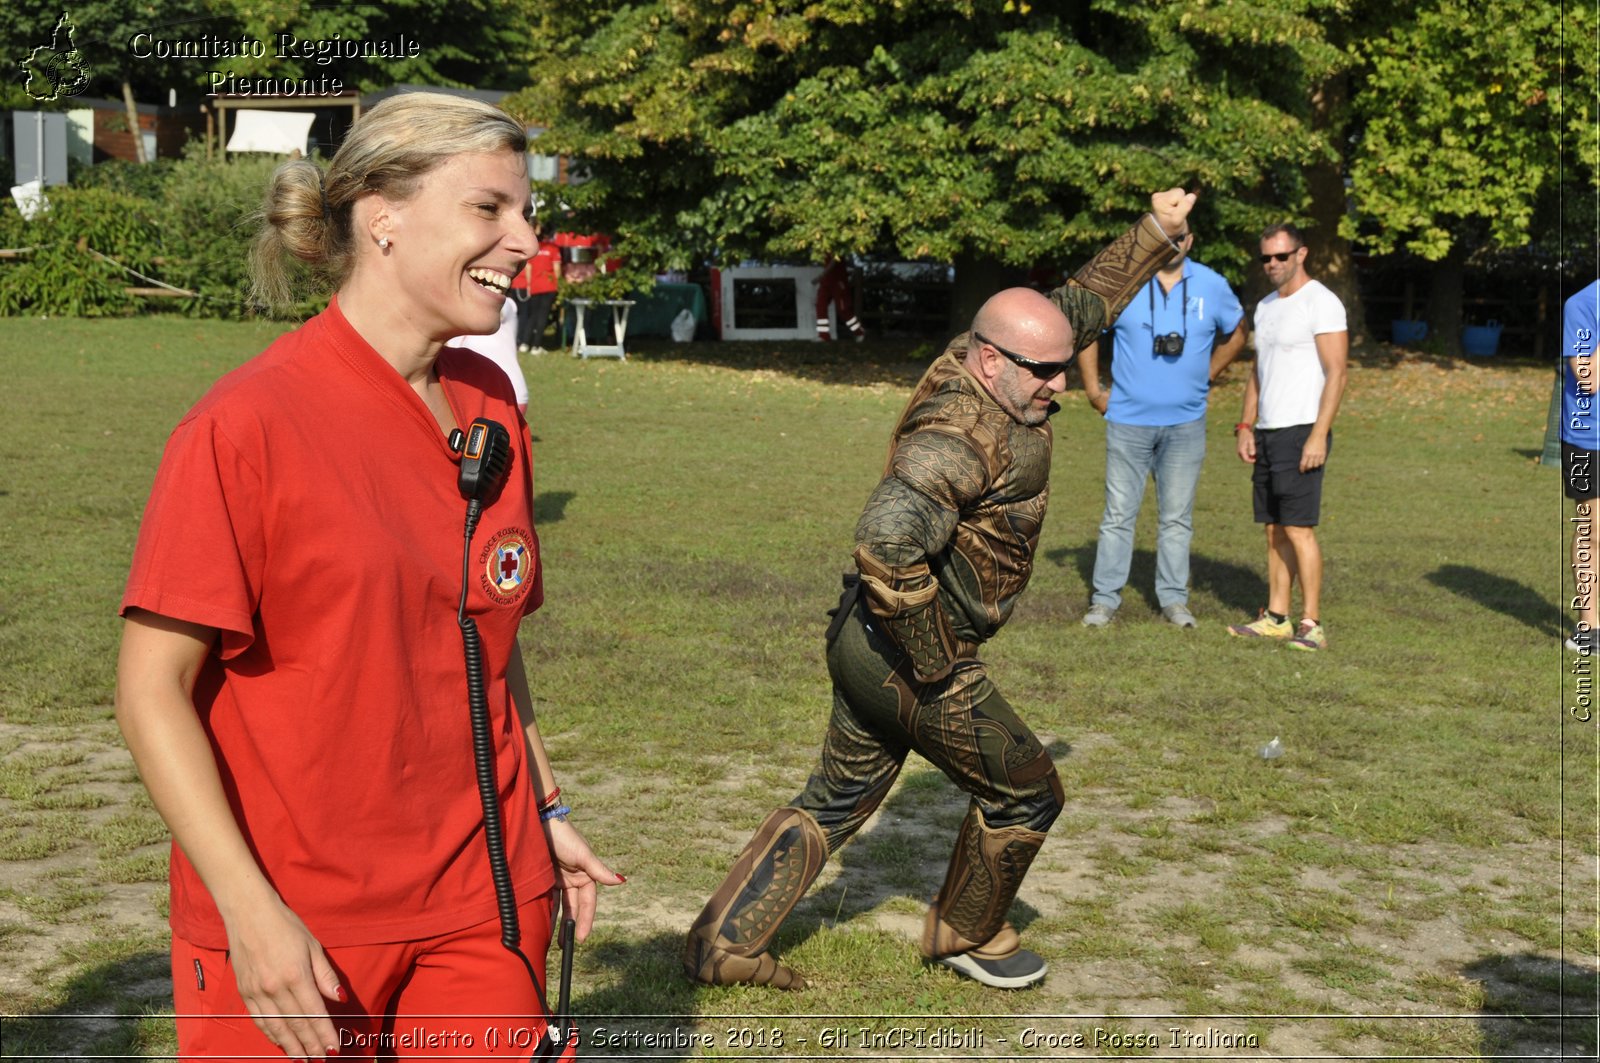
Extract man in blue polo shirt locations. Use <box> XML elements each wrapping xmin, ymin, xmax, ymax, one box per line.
<box><xmin>1079</xmin><ymin>232</ymin><xmax>1246</xmax><ymax>628</ymax></box>
<box><xmin>1563</xmin><ymin>280</ymin><xmax>1600</xmax><ymax>653</ymax></box>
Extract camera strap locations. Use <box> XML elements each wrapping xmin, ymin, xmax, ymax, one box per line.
<box><xmin>1148</xmin><ymin>273</ymin><xmax>1188</xmax><ymax>353</ymax></box>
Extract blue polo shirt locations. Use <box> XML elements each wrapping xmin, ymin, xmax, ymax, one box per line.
<box><xmin>1562</xmin><ymin>280</ymin><xmax>1600</xmax><ymax>448</ymax></box>
<box><xmin>1106</xmin><ymin>260</ymin><xmax>1243</xmax><ymax>426</ymax></box>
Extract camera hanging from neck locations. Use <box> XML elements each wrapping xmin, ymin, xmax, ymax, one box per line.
<box><xmin>1150</xmin><ymin>274</ymin><xmax>1188</xmax><ymax>358</ymax></box>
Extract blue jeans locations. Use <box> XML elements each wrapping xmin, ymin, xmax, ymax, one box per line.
<box><xmin>1090</xmin><ymin>417</ymin><xmax>1207</xmax><ymax>610</ymax></box>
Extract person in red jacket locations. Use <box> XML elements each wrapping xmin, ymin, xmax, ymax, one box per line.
<box><xmin>116</xmin><ymin>92</ymin><xmax>621</xmax><ymax>1062</ymax></box>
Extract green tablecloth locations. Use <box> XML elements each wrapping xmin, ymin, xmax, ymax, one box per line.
<box><xmin>624</xmin><ymin>282</ymin><xmax>709</xmax><ymax>338</ymax></box>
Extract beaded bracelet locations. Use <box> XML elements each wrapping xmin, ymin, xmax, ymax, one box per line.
<box><xmin>540</xmin><ymin>804</ymin><xmax>571</xmax><ymax>823</ymax></box>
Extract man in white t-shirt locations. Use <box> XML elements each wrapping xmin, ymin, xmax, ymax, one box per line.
<box><xmin>1228</xmin><ymin>224</ymin><xmax>1348</xmax><ymax>651</ymax></box>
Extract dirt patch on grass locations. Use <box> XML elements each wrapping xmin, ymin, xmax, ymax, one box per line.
<box><xmin>4</xmin><ymin>720</ymin><xmax>1593</xmax><ymax>1059</ymax></box>
<box><xmin>0</xmin><ymin>719</ymin><xmax>168</xmax><ymax>1021</ymax></box>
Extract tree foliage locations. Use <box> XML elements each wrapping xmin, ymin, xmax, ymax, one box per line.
<box><xmin>7</xmin><ymin>0</ymin><xmax>1588</xmax><ymax>328</ymax></box>
<box><xmin>0</xmin><ymin>1</ymin><xmax>534</xmax><ymax>109</ymax></box>
<box><xmin>1343</xmin><ymin>0</ymin><xmax>1571</xmax><ymax>261</ymax></box>
<box><xmin>2</xmin><ymin>1</ymin><xmax>209</xmax><ymax>110</ymax></box>
<box><xmin>209</xmin><ymin>0</ymin><xmax>535</xmax><ymax>93</ymax></box>
<box><xmin>512</xmin><ymin>0</ymin><xmax>1348</xmax><ymax>281</ymax></box>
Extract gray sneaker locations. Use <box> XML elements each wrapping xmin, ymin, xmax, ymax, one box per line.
<box><xmin>1082</xmin><ymin>604</ymin><xmax>1116</xmax><ymax>627</ymax></box>
<box><xmin>1161</xmin><ymin>603</ymin><xmax>1197</xmax><ymax>629</ymax></box>
<box><xmin>936</xmin><ymin>944</ymin><xmax>1047</xmax><ymax>989</ymax></box>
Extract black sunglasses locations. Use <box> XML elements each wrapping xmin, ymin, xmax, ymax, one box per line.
<box><xmin>973</xmin><ymin>331</ymin><xmax>1073</xmax><ymax>379</ymax></box>
<box><xmin>1259</xmin><ymin>251</ymin><xmax>1297</xmax><ymax>264</ymax></box>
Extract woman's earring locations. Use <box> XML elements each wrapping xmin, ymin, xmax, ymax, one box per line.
<box><xmin>378</xmin><ymin>236</ymin><xmax>390</xmax><ymax>250</ymax></box>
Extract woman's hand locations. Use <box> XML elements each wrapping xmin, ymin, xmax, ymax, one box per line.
<box><xmin>117</xmin><ymin>609</ymin><xmax>341</xmax><ymax>1059</ymax></box>
<box><xmin>223</xmin><ymin>897</ymin><xmax>344</xmax><ymax>1060</ymax></box>
<box><xmin>543</xmin><ymin>817</ymin><xmax>625</xmax><ymax>941</ymax></box>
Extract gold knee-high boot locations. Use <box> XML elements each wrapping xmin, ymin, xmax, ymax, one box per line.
<box><xmin>683</xmin><ymin>807</ymin><xmax>827</xmax><ymax>989</ymax></box>
<box><xmin>921</xmin><ymin>802</ymin><xmax>1046</xmax><ymax>962</ymax></box>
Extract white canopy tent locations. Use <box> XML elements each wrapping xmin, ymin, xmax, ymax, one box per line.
<box><xmin>224</xmin><ymin>109</ymin><xmax>316</xmax><ymax>155</ymax></box>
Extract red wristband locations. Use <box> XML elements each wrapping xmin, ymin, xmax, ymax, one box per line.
<box><xmin>1233</xmin><ymin>422</ymin><xmax>1253</xmax><ymax>434</ymax></box>
<box><xmin>538</xmin><ymin>786</ymin><xmax>563</xmax><ymax>812</ymax></box>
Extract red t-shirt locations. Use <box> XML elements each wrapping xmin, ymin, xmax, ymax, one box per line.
<box><xmin>122</xmin><ymin>297</ymin><xmax>554</xmax><ymax>948</ymax></box>
<box><xmin>523</xmin><ymin>242</ymin><xmax>560</xmax><ymax>295</ymax></box>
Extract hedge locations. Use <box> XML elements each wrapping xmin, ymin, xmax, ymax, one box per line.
<box><xmin>0</xmin><ymin>144</ymin><xmax>291</xmax><ymax>319</ymax></box>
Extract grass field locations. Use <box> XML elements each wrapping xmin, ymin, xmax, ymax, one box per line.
<box><xmin>0</xmin><ymin>315</ymin><xmax>1594</xmax><ymax>1060</ymax></box>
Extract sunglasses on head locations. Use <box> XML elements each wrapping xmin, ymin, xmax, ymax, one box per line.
<box><xmin>1259</xmin><ymin>250</ymin><xmax>1298</xmax><ymax>264</ymax></box>
<box><xmin>974</xmin><ymin>331</ymin><xmax>1073</xmax><ymax>379</ymax></box>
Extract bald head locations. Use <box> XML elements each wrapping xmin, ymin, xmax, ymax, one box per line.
<box><xmin>965</xmin><ymin>287</ymin><xmax>1075</xmax><ymax>426</ymax></box>
<box><xmin>969</xmin><ymin>287</ymin><xmax>1074</xmax><ymax>360</ymax></box>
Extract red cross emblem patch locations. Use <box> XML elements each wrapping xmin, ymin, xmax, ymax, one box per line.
<box><xmin>479</xmin><ymin>527</ymin><xmax>536</xmax><ymax>604</ymax></box>
<box><xmin>489</xmin><ymin>539</ymin><xmax>529</xmax><ymax>593</ymax></box>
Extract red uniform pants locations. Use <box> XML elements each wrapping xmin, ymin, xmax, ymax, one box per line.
<box><xmin>815</xmin><ymin>262</ymin><xmax>862</xmax><ymax>339</ymax></box>
<box><xmin>171</xmin><ymin>891</ymin><xmax>555</xmax><ymax>1061</ymax></box>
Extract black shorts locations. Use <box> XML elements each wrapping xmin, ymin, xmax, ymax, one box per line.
<box><xmin>1566</xmin><ymin>441</ymin><xmax>1600</xmax><ymax>501</ymax></box>
<box><xmin>1252</xmin><ymin>423</ymin><xmax>1329</xmax><ymax>527</ymax></box>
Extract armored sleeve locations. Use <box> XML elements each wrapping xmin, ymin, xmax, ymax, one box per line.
<box><xmin>853</xmin><ymin>428</ymin><xmax>986</xmax><ymax>682</ymax></box>
<box><xmin>1050</xmin><ymin>214</ymin><xmax>1182</xmax><ymax>354</ymax></box>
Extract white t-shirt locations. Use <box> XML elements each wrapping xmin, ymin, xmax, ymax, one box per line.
<box><xmin>447</xmin><ymin>297</ymin><xmax>528</xmax><ymax>407</ymax></box>
<box><xmin>1253</xmin><ymin>279</ymin><xmax>1346</xmax><ymax>429</ymax></box>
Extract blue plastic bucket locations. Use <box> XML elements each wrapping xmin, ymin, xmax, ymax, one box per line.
<box><xmin>1461</xmin><ymin>321</ymin><xmax>1503</xmax><ymax>357</ymax></box>
<box><xmin>1391</xmin><ymin>319</ymin><xmax>1428</xmax><ymax>345</ymax></box>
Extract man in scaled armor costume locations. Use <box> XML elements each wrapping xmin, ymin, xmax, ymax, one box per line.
<box><xmin>684</xmin><ymin>189</ymin><xmax>1197</xmax><ymax>990</ymax></box>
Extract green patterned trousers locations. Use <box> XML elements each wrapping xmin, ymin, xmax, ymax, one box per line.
<box><xmin>797</xmin><ymin>599</ymin><xmax>1063</xmax><ymax>853</ymax></box>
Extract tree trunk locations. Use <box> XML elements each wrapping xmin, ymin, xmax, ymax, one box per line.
<box><xmin>949</xmin><ymin>252</ymin><xmax>1026</xmax><ymax>336</ymax></box>
<box><xmin>1304</xmin><ymin>72</ymin><xmax>1366</xmax><ymax>348</ymax></box>
<box><xmin>1426</xmin><ymin>242</ymin><xmax>1468</xmax><ymax>359</ymax></box>
<box><xmin>122</xmin><ymin>79</ymin><xmax>147</xmax><ymax>164</ymax></box>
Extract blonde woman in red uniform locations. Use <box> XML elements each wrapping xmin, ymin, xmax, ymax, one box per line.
<box><xmin>116</xmin><ymin>92</ymin><xmax>621</xmax><ymax>1061</ymax></box>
